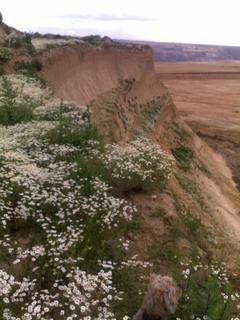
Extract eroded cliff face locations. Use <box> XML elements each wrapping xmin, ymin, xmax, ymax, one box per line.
<box><xmin>40</xmin><ymin>45</ymin><xmax>154</xmax><ymax>105</ymax></box>
<box><xmin>40</xmin><ymin>42</ymin><xmax>240</xmax><ymax>256</ymax></box>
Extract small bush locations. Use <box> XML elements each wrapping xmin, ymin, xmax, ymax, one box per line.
<box><xmin>0</xmin><ymin>47</ymin><xmax>12</xmax><ymax>62</ymax></box>
<box><xmin>7</xmin><ymin>34</ymin><xmax>36</xmax><ymax>55</ymax></box>
<box><xmin>174</xmin><ymin>260</ymin><xmax>240</xmax><ymax>320</ymax></box>
<box><xmin>47</xmin><ymin>119</ymin><xmax>102</xmax><ymax>150</ymax></box>
<box><xmin>102</xmin><ymin>138</ymin><xmax>175</xmax><ymax>192</ymax></box>
<box><xmin>14</xmin><ymin>59</ymin><xmax>42</xmax><ymax>77</ymax></box>
<box><xmin>0</xmin><ymin>77</ymin><xmax>34</xmax><ymax>125</ymax></box>
<box><xmin>81</xmin><ymin>35</ymin><xmax>102</xmax><ymax>45</ymax></box>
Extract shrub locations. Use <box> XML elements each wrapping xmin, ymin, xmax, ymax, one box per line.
<box><xmin>174</xmin><ymin>260</ymin><xmax>240</xmax><ymax>320</ymax></box>
<box><xmin>102</xmin><ymin>137</ymin><xmax>175</xmax><ymax>192</ymax></box>
<box><xmin>47</xmin><ymin>119</ymin><xmax>102</xmax><ymax>150</ymax></box>
<box><xmin>14</xmin><ymin>59</ymin><xmax>42</xmax><ymax>77</ymax></box>
<box><xmin>0</xmin><ymin>77</ymin><xmax>34</xmax><ymax>125</ymax></box>
<box><xmin>81</xmin><ymin>34</ymin><xmax>102</xmax><ymax>45</ymax></box>
<box><xmin>0</xmin><ymin>47</ymin><xmax>12</xmax><ymax>62</ymax></box>
<box><xmin>6</xmin><ymin>34</ymin><xmax>36</xmax><ymax>55</ymax></box>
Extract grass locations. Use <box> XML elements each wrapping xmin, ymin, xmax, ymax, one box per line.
<box><xmin>196</xmin><ymin>160</ymin><xmax>212</xmax><ymax>176</ymax></box>
<box><xmin>113</xmin><ymin>266</ymin><xmax>146</xmax><ymax>318</ymax></box>
<box><xmin>172</xmin><ymin>146</ymin><xmax>194</xmax><ymax>171</ymax></box>
<box><xmin>170</xmin><ymin>121</ymin><xmax>191</xmax><ymax>142</ymax></box>
<box><xmin>48</xmin><ymin>122</ymin><xmax>102</xmax><ymax>148</ymax></box>
<box><xmin>175</xmin><ymin>173</ymin><xmax>210</xmax><ymax>213</ymax></box>
<box><xmin>148</xmin><ymin>239</ymin><xmax>181</xmax><ymax>263</ymax></box>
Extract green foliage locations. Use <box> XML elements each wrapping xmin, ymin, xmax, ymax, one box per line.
<box><xmin>81</xmin><ymin>34</ymin><xmax>102</xmax><ymax>45</ymax></box>
<box><xmin>182</xmin><ymin>212</ymin><xmax>202</xmax><ymax>240</ymax></box>
<box><xmin>139</xmin><ymin>99</ymin><xmax>162</xmax><ymax>131</ymax></box>
<box><xmin>47</xmin><ymin>114</ymin><xmax>102</xmax><ymax>150</ymax></box>
<box><xmin>113</xmin><ymin>266</ymin><xmax>145</xmax><ymax>318</ymax></box>
<box><xmin>123</xmin><ymin>218</ymin><xmax>141</xmax><ymax>234</ymax></box>
<box><xmin>173</xmin><ymin>261</ymin><xmax>238</xmax><ymax>320</ymax></box>
<box><xmin>69</xmin><ymin>156</ymin><xmax>107</xmax><ymax>197</ymax></box>
<box><xmin>151</xmin><ymin>206</ymin><xmax>167</xmax><ymax>218</ymax></box>
<box><xmin>102</xmin><ymin>138</ymin><xmax>175</xmax><ymax>193</ymax></box>
<box><xmin>0</xmin><ymin>47</ymin><xmax>12</xmax><ymax>62</ymax></box>
<box><xmin>119</xmin><ymin>78</ymin><xmax>136</xmax><ymax>90</ymax></box>
<box><xmin>14</xmin><ymin>59</ymin><xmax>42</xmax><ymax>77</ymax></box>
<box><xmin>0</xmin><ymin>77</ymin><xmax>34</xmax><ymax>125</ymax></box>
<box><xmin>148</xmin><ymin>239</ymin><xmax>181</xmax><ymax>263</ymax></box>
<box><xmin>172</xmin><ymin>146</ymin><xmax>194</xmax><ymax>171</ymax></box>
<box><xmin>6</xmin><ymin>34</ymin><xmax>36</xmax><ymax>55</ymax></box>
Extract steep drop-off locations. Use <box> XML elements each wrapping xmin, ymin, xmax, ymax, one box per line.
<box><xmin>156</xmin><ymin>61</ymin><xmax>240</xmax><ymax>189</ymax></box>
<box><xmin>40</xmin><ymin>42</ymin><xmax>240</xmax><ymax>258</ymax></box>
<box><xmin>40</xmin><ymin>45</ymin><xmax>153</xmax><ymax>105</ymax></box>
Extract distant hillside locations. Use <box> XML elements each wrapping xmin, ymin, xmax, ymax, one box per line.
<box><xmin>123</xmin><ymin>40</ymin><xmax>240</xmax><ymax>62</ymax></box>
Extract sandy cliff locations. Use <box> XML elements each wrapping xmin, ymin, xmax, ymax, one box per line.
<box><xmin>40</xmin><ymin>45</ymin><xmax>153</xmax><ymax>105</ymax></box>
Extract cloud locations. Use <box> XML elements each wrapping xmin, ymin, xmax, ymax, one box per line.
<box><xmin>59</xmin><ymin>14</ymin><xmax>157</xmax><ymax>22</ymax></box>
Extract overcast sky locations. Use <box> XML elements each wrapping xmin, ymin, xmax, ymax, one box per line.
<box><xmin>1</xmin><ymin>0</ymin><xmax>240</xmax><ymax>46</ymax></box>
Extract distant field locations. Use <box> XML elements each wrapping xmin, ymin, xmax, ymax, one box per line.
<box><xmin>155</xmin><ymin>61</ymin><xmax>240</xmax><ymax>78</ymax></box>
<box><xmin>155</xmin><ymin>61</ymin><xmax>240</xmax><ymax>127</ymax></box>
<box><xmin>156</xmin><ymin>60</ymin><xmax>240</xmax><ymax>187</ymax></box>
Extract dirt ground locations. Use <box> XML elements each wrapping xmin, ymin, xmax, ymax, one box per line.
<box><xmin>155</xmin><ymin>61</ymin><xmax>240</xmax><ymax>189</ymax></box>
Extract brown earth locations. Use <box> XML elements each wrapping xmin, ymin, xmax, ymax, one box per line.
<box><xmin>40</xmin><ymin>45</ymin><xmax>153</xmax><ymax>105</ymax></box>
<box><xmin>156</xmin><ymin>61</ymin><xmax>240</xmax><ymax>189</ymax></box>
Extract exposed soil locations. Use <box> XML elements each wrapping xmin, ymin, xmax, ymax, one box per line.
<box><xmin>40</xmin><ymin>45</ymin><xmax>153</xmax><ymax>105</ymax></box>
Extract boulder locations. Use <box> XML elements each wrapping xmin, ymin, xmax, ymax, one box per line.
<box><xmin>133</xmin><ymin>274</ymin><xmax>182</xmax><ymax>320</ymax></box>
